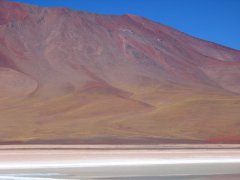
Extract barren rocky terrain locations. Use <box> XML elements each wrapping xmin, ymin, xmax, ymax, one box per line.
<box><xmin>0</xmin><ymin>1</ymin><xmax>240</xmax><ymax>144</ymax></box>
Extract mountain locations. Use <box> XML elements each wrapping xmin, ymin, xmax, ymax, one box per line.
<box><xmin>1</xmin><ymin>1</ymin><xmax>240</xmax><ymax>144</ymax></box>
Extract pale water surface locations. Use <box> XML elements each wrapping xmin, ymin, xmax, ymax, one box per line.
<box><xmin>1</xmin><ymin>163</ymin><xmax>240</xmax><ymax>180</ymax></box>
<box><xmin>1</xmin><ymin>146</ymin><xmax>240</xmax><ymax>180</ymax></box>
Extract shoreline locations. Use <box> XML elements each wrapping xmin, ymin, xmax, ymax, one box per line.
<box><xmin>1</xmin><ymin>144</ymin><xmax>240</xmax><ymax>150</ymax></box>
<box><xmin>1</xmin><ymin>144</ymin><xmax>240</xmax><ymax>170</ymax></box>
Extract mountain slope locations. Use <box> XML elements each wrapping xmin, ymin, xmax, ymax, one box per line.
<box><xmin>0</xmin><ymin>1</ymin><xmax>240</xmax><ymax>144</ymax></box>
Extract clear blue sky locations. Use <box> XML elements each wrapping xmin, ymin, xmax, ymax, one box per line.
<box><xmin>9</xmin><ymin>0</ymin><xmax>240</xmax><ymax>50</ymax></box>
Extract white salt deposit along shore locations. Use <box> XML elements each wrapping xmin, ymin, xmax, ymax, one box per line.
<box><xmin>0</xmin><ymin>145</ymin><xmax>240</xmax><ymax>169</ymax></box>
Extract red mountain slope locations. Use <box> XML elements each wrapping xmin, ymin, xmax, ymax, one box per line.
<box><xmin>0</xmin><ymin>1</ymin><xmax>240</xmax><ymax>144</ymax></box>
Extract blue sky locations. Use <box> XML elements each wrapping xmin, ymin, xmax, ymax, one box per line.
<box><xmin>9</xmin><ymin>0</ymin><xmax>240</xmax><ymax>50</ymax></box>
